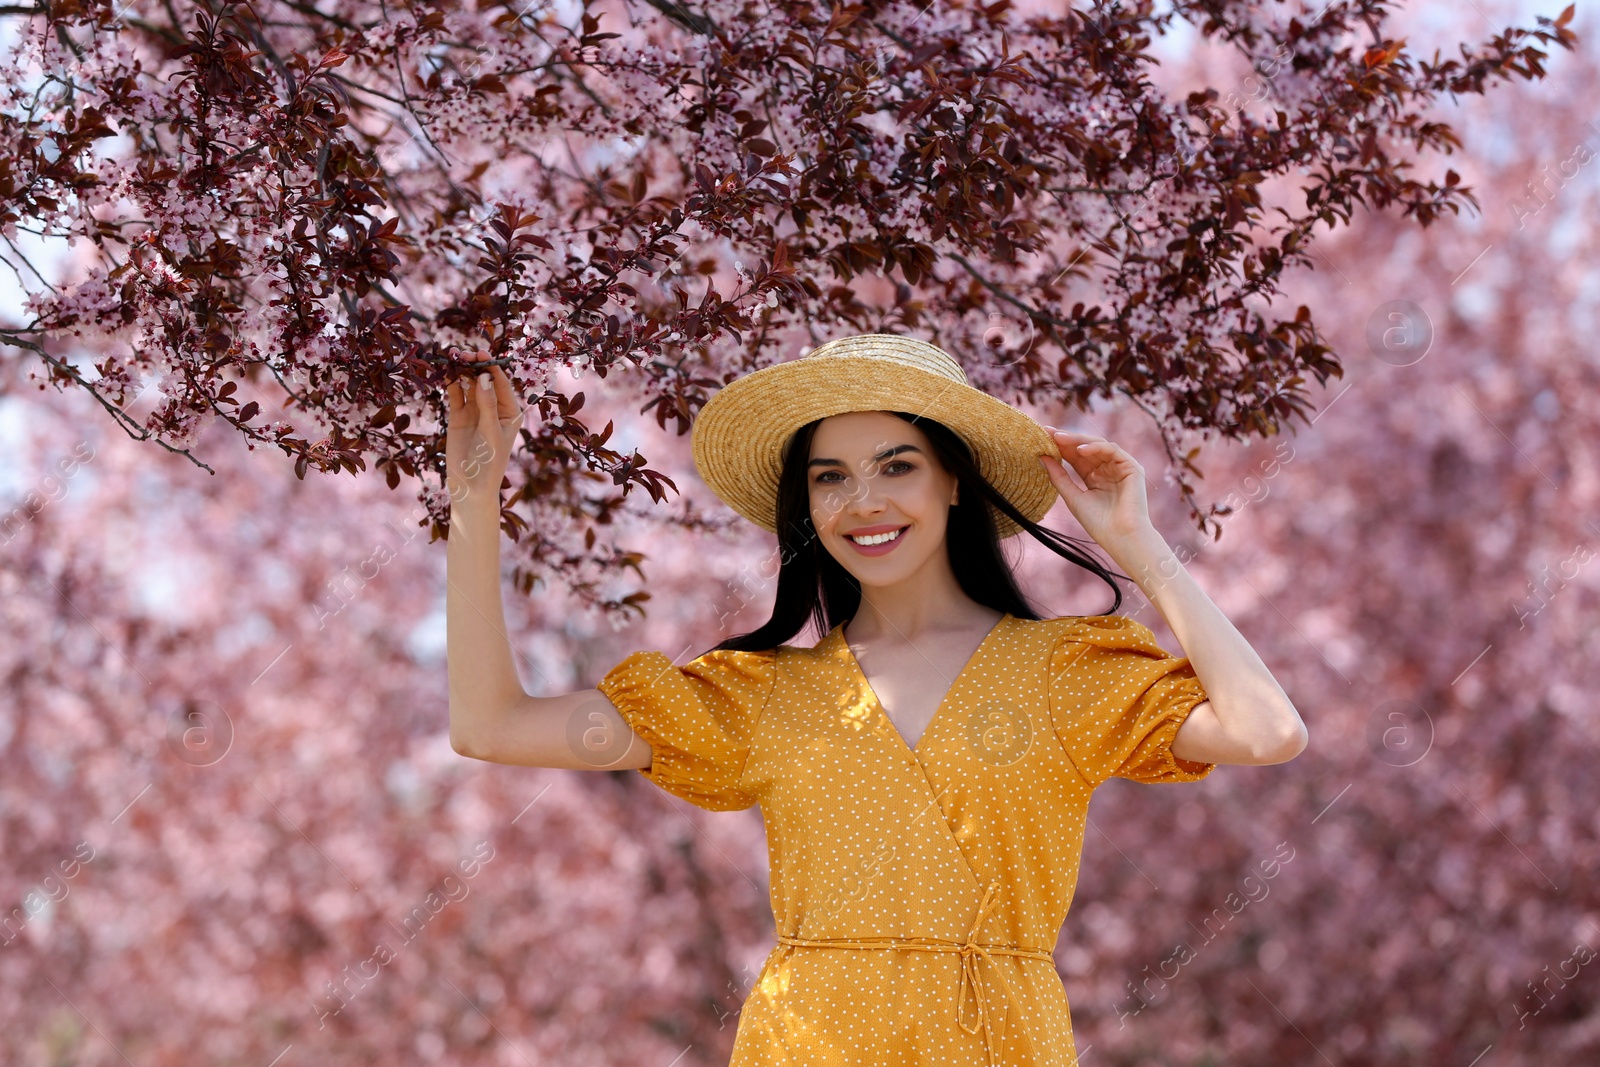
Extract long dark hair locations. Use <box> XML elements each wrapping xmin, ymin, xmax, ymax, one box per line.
<box><xmin>710</xmin><ymin>411</ymin><xmax>1129</xmax><ymax>653</ymax></box>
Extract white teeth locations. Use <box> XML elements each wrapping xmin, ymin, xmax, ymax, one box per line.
<box><xmin>848</xmin><ymin>528</ymin><xmax>903</xmax><ymax>546</ymax></box>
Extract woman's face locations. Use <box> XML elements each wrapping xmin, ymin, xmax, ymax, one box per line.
<box><xmin>806</xmin><ymin>411</ymin><xmax>959</xmax><ymax>588</ymax></box>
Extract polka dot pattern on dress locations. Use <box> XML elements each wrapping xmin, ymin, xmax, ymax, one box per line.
<box><xmin>596</xmin><ymin>613</ymin><xmax>1217</xmax><ymax>1066</ymax></box>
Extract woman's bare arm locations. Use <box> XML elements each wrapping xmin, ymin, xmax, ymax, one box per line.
<box><xmin>443</xmin><ymin>350</ymin><xmax>651</xmax><ymax>771</ymax></box>
<box><xmin>1098</xmin><ymin>524</ymin><xmax>1307</xmax><ymax>766</ymax></box>
<box><xmin>1038</xmin><ymin>429</ymin><xmax>1307</xmax><ymax>766</ymax></box>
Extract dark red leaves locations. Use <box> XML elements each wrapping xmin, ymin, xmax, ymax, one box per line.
<box><xmin>0</xmin><ymin>0</ymin><xmax>1581</xmax><ymax>607</ymax></box>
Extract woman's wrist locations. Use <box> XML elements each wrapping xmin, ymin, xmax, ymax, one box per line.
<box><xmin>446</xmin><ymin>479</ymin><xmax>507</xmax><ymax>530</ymax></box>
<box><xmin>446</xmin><ymin>472</ymin><xmax>506</xmax><ymax>509</ymax></box>
<box><xmin>1098</xmin><ymin>524</ymin><xmax>1185</xmax><ymax>603</ymax></box>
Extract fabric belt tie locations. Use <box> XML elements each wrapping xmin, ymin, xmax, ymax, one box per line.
<box><xmin>773</xmin><ymin>880</ymin><xmax>1053</xmax><ymax>1067</ymax></box>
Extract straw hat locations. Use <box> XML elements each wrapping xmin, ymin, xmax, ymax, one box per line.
<box><xmin>690</xmin><ymin>333</ymin><xmax>1062</xmax><ymax>539</ymax></box>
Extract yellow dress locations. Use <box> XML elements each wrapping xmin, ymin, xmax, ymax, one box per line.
<box><xmin>596</xmin><ymin>612</ymin><xmax>1216</xmax><ymax>1067</ymax></box>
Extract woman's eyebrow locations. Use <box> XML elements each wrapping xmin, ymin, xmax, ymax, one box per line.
<box><xmin>806</xmin><ymin>444</ymin><xmax>924</xmax><ymax>469</ymax></box>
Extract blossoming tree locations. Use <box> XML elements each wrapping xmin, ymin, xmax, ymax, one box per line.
<box><xmin>3</xmin><ymin>2</ymin><xmax>1598</xmax><ymax>1065</ymax></box>
<box><xmin>0</xmin><ymin>0</ymin><xmax>1578</xmax><ymax>613</ymax></box>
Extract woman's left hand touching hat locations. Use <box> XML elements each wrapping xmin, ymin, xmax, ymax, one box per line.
<box><xmin>1037</xmin><ymin>428</ymin><xmax>1152</xmax><ymax>545</ymax></box>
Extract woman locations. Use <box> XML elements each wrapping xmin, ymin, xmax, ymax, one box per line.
<box><xmin>445</xmin><ymin>333</ymin><xmax>1306</xmax><ymax>1066</ymax></box>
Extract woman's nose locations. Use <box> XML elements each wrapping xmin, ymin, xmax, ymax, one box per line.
<box><xmin>846</xmin><ymin>475</ymin><xmax>888</xmax><ymax>514</ymax></box>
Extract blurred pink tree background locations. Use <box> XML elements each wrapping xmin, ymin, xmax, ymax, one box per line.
<box><xmin>3</xmin><ymin>0</ymin><xmax>1598</xmax><ymax>1064</ymax></box>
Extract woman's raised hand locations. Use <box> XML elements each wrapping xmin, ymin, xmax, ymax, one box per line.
<box><xmin>445</xmin><ymin>349</ymin><xmax>525</xmax><ymax>505</ymax></box>
<box><xmin>1037</xmin><ymin>427</ymin><xmax>1152</xmax><ymax>545</ymax></box>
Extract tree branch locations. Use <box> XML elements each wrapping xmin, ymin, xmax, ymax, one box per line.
<box><xmin>0</xmin><ymin>333</ymin><xmax>218</xmax><ymax>474</ymax></box>
<box><xmin>636</xmin><ymin>0</ymin><xmax>718</xmax><ymax>37</ymax></box>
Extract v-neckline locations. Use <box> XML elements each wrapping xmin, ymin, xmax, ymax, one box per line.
<box><xmin>834</xmin><ymin>613</ymin><xmax>1011</xmax><ymax>757</ymax></box>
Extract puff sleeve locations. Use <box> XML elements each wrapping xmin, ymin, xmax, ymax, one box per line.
<box><xmin>1046</xmin><ymin>615</ymin><xmax>1216</xmax><ymax>787</ymax></box>
<box><xmin>595</xmin><ymin>647</ymin><xmax>777</xmax><ymax>812</ymax></box>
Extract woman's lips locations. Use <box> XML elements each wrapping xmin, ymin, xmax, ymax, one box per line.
<box><xmin>844</xmin><ymin>525</ymin><xmax>909</xmax><ymax>556</ymax></box>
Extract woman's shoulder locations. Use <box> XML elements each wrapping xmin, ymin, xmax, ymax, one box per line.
<box><xmin>688</xmin><ymin>627</ymin><xmax>834</xmax><ymax>669</ymax></box>
<box><xmin>685</xmin><ymin>644</ymin><xmax>782</xmax><ymax>673</ymax></box>
<box><xmin>1021</xmin><ymin>612</ymin><xmax>1165</xmax><ymax>651</ymax></box>
<box><xmin>770</xmin><ymin>623</ymin><xmax>845</xmax><ymax>663</ymax></box>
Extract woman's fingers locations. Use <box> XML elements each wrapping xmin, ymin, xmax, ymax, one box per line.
<box><xmin>474</xmin><ymin>366</ymin><xmax>500</xmax><ymax>446</ymax></box>
<box><xmin>479</xmin><ymin>356</ymin><xmax>525</xmax><ymax>427</ymax></box>
<box><xmin>1042</xmin><ymin>427</ymin><xmax>1102</xmax><ymax>477</ymax></box>
<box><xmin>1040</xmin><ymin>426</ymin><xmax>1139</xmax><ymax>489</ymax></box>
<box><xmin>1037</xmin><ymin>453</ymin><xmax>1085</xmax><ymax>498</ymax></box>
<box><xmin>450</xmin><ymin>349</ymin><xmax>490</xmax><ymax>405</ymax></box>
<box><xmin>448</xmin><ymin>348</ymin><xmax>524</xmax><ymax>438</ymax></box>
<box><xmin>1077</xmin><ymin>446</ymin><xmax>1131</xmax><ymax>485</ymax></box>
<box><xmin>481</xmin><ymin>361</ymin><xmax>523</xmax><ymax>435</ymax></box>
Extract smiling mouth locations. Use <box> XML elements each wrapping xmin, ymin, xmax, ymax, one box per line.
<box><xmin>846</xmin><ymin>526</ymin><xmax>908</xmax><ymax>546</ymax></box>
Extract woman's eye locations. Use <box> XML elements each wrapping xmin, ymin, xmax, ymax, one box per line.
<box><xmin>819</xmin><ymin>463</ymin><xmax>908</xmax><ymax>489</ymax></box>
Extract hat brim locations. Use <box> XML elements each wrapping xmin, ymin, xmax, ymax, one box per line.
<box><xmin>690</xmin><ymin>355</ymin><xmax>1062</xmax><ymax>539</ymax></box>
